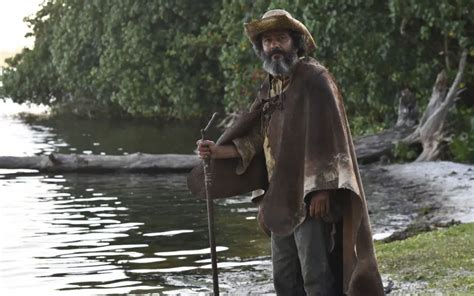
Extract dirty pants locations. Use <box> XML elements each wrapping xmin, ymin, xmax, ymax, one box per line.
<box><xmin>271</xmin><ymin>217</ymin><xmax>336</xmax><ymax>296</ymax></box>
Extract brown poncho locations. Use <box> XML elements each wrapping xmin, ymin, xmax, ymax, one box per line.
<box><xmin>188</xmin><ymin>57</ymin><xmax>384</xmax><ymax>295</ymax></box>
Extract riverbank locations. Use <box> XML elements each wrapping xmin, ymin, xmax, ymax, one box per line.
<box><xmin>376</xmin><ymin>222</ymin><xmax>474</xmax><ymax>294</ymax></box>
<box><xmin>358</xmin><ymin>160</ymin><xmax>473</xmax><ymax>294</ymax></box>
<box><xmin>362</xmin><ymin>161</ymin><xmax>474</xmax><ymax>240</ymax></box>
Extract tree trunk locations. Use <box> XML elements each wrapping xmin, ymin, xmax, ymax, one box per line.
<box><xmin>406</xmin><ymin>50</ymin><xmax>468</xmax><ymax>161</ymax></box>
<box><xmin>395</xmin><ymin>89</ymin><xmax>419</xmax><ymax>128</ymax></box>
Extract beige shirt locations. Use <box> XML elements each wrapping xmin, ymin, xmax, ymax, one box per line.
<box><xmin>232</xmin><ymin>75</ymin><xmax>290</xmax><ymax>180</ymax></box>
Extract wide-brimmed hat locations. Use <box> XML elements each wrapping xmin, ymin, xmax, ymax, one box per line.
<box><xmin>244</xmin><ymin>9</ymin><xmax>316</xmax><ymax>53</ymax></box>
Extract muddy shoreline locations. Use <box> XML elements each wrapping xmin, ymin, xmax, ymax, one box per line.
<box><xmin>363</xmin><ymin>161</ymin><xmax>474</xmax><ymax>241</ymax></box>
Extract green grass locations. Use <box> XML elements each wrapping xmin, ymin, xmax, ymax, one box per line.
<box><xmin>376</xmin><ymin>223</ymin><xmax>474</xmax><ymax>294</ymax></box>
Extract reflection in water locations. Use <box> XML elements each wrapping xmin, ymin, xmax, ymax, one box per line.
<box><xmin>144</xmin><ymin>229</ymin><xmax>194</xmax><ymax>237</ymax></box>
<box><xmin>0</xmin><ymin>99</ymin><xmax>217</xmax><ymax>157</ymax></box>
<box><xmin>154</xmin><ymin>246</ymin><xmax>229</xmax><ymax>257</ymax></box>
<box><xmin>0</xmin><ymin>172</ymin><xmax>270</xmax><ymax>295</ymax></box>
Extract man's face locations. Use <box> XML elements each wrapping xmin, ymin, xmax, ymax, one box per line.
<box><xmin>260</xmin><ymin>29</ymin><xmax>298</xmax><ymax>76</ymax></box>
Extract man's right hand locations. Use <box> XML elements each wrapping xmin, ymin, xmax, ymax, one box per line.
<box><xmin>196</xmin><ymin>139</ymin><xmax>216</xmax><ymax>159</ymax></box>
<box><xmin>196</xmin><ymin>140</ymin><xmax>240</xmax><ymax>159</ymax></box>
<box><xmin>308</xmin><ymin>190</ymin><xmax>330</xmax><ymax>219</ymax></box>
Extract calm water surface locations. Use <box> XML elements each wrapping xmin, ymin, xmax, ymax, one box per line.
<box><xmin>0</xmin><ymin>100</ymin><xmax>413</xmax><ymax>295</ymax></box>
<box><xmin>0</xmin><ymin>171</ymin><xmax>271</xmax><ymax>295</ymax></box>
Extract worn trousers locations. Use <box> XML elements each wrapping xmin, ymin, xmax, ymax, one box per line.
<box><xmin>271</xmin><ymin>217</ymin><xmax>336</xmax><ymax>296</ymax></box>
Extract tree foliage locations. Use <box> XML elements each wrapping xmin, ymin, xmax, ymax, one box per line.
<box><xmin>1</xmin><ymin>0</ymin><xmax>472</xmax><ymax>129</ymax></box>
<box><xmin>1</xmin><ymin>0</ymin><xmax>223</xmax><ymax>118</ymax></box>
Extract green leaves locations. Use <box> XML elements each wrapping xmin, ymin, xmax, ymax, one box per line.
<box><xmin>1</xmin><ymin>0</ymin><xmax>224</xmax><ymax>119</ymax></box>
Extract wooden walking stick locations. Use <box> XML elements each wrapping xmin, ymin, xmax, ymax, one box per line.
<box><xmin>201</xmin><ymin>112</ymin><xmax>219</xmax><ymax>295</ymax></box>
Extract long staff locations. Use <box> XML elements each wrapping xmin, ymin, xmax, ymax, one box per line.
<box><xmin>201</xmin><ymin>112</ymin><xmax>219</xmax><ymax>295</ymax></box>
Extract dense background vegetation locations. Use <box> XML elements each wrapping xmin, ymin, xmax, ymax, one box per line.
<box><xmin>0</xmin><ymin>0</ymin><xmax>472</xmax><ymax>159</ymax></box>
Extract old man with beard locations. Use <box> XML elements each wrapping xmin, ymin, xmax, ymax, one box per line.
<box><xmin>189</xmin><ymin>9</ymin><xmax>385</xmax><ymax>296</ymax></box>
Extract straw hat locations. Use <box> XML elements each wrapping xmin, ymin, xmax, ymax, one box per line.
<box><xmin>244</xmin><ymin>9</ymin><xmax>316</xmax><ymax>53</ymax></box>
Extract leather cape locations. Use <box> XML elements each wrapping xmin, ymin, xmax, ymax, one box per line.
<box><xmin>187</xmin><ymin>57</ymin><xmax>384</xmax><ymax>295</ymax></box>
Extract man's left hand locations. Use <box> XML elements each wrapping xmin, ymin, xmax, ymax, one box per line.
<box><xmin>308</xmin><ymin>190</ymin><xmax>330</xmax><ymax>219</ymax></box>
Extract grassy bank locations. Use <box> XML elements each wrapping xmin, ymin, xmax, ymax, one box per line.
<box><xmin>376</xmin><ymin>222</ymin><xmax>474</xmax><ymax>294</ymax></box>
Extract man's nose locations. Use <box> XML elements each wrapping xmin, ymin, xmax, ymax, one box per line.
<box><xmin>270</xmin><ymin>39</ymin><xmax>281</xmax><ymax>49</ymax></box>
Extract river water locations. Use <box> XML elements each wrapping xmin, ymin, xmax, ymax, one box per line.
<box><xmin>0</xmin><ymin>100</ymin><xmax>273</xmax><ymax>295</ymax></box>
<box><xmin>0</xmin><ymin>100</ymin><xmax>418</xmax><ymax>295</ymax></box>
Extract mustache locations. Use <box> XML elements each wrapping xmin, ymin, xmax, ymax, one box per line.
<box><xmin>270</xmin><ymin>48</ymin><xmax>285</xmax><ymax>55</ymax></box>
<box><xmin>265</xmin><ymin>48</ymin><xmax>286</xmax><ymax>58</ymax></box>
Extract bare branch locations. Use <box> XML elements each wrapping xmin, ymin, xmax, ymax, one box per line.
<box><xmin>415</xmin><ymin>49</ymin><xmax>468</xmax><ymax>161</ymax></box>
<box><xmin>444</xmin><ymin>50</ymin><xmax>468</xmax><ymax>109</ymax></box>
<box><xmin>444</xmin><ymin>34</ymin><xmax>451</xmax><ymax>71</ymax></box>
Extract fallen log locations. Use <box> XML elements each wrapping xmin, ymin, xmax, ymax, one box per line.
<box><xmin>354</xmin><ymin>126</ymin><xmax>415</xmax><ymax>164</ymax></box>
<box><xmin>0</xmin><ymin>153</ymin><xmax>200</xmax><ymax>173</ymax></box>
<box><xmin>0</xmin><ymin>133</ymin><xmax>406</xmax><ymax>173</ymax></box>
<box><xmin>354</xmin><ymin>88</ymin><xmax>418</xmax><ymax>163</ymax></box>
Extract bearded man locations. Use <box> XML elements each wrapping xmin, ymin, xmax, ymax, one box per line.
<box><xmin>188</xmin><ymin>9</ymin><xmax>384</xmax><ymax>296</ymax></box>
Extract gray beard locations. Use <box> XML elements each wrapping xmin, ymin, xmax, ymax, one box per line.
<box><xmin>262</xmin><ymin>51</ymin><xmax>299</xmax><ymax>76</ymax></box>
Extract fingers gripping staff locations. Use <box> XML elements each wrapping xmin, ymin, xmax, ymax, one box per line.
<box><xmin>200</xmin><ymin>112</ymin><xmax>219</xmax><ymax>295</ymax></box>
